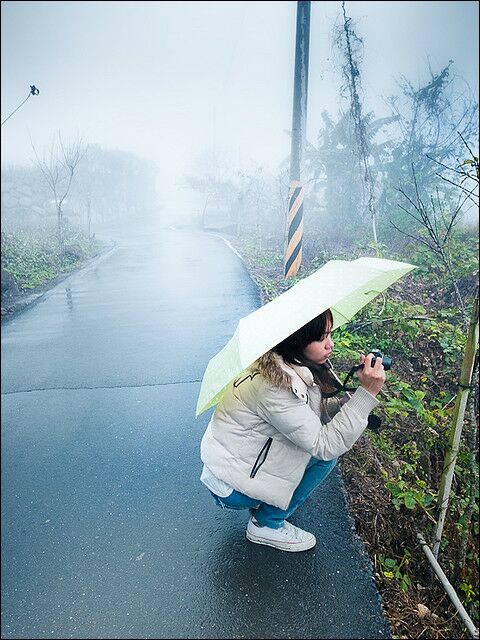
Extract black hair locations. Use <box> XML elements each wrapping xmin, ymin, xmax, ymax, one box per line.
<box><xmin>271</xmin><ymin>309</ymin><xmax>338</xmax><ymax>396</ymax></box>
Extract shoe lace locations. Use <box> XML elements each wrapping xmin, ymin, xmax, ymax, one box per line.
<box><xmin>283</xmin><ymin>521</ymin><xmax>303</xmax><ymax>540</ymax></box>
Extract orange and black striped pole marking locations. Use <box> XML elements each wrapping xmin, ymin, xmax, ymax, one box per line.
<box><xmin>284</xmin><ymin>180</ymin><xmax>304</xmax><ymax>278</ymax></box>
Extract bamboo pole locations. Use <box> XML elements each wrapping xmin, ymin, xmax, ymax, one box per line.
<box><xmin>432</xmin><ymin>296</ymin><xmax>479</xmax><ymax>559</ymax></box>
<box><xmin>417</xmin><ymin>533</ymin><xmax>479</xmax><ymax>639</ymax></box>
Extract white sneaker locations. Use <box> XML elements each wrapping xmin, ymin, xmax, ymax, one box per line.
<box><xmin>246</xmin><ymin>517</ymin><xmax>316</xmax><ymax>552</ymax></box>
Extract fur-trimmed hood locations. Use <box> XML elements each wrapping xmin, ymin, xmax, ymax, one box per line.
<box><xmin>253</xmin><ymin>351</ymin><xmax>315</xmax><ymax>390</ymax></box>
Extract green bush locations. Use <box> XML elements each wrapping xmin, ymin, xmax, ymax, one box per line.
<box><xmin>1</xmin><ymin>225</ymin><xmax>102</xmax><ymax>290</ymax></box>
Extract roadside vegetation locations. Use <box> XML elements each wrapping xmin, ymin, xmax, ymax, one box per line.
<box><xmin>1</xmin><ymin>223</ymin><xmax>104</xmax><ymax>316</ymax></box>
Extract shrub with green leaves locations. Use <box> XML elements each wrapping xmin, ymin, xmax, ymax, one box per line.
<box><xmin>1</xmin><ymin>225</ymin><xmax>102</xmax><ymax>291</ymax></box>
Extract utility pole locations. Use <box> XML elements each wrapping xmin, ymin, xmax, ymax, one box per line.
<box><xmin>284</xmin><ymin>1</ymin><xmax>311</xmax><ymax>278</ymax></box>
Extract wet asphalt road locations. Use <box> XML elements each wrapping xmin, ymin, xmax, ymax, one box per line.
<box><xmin>1</xmin><ymin>225</ymin><xmax>391</xmax><ymax>639</ymax></box>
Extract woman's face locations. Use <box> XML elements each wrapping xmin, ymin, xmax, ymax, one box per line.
<box><xmin>302</xmin><ymin>322</ymin><xmax>334</xmax><ymax>364</ymax></box>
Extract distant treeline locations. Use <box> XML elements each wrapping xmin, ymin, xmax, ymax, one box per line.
<box><xmin>1</xmin><ymin>144</ymin><xmax>160</xmax><ymax>232</ymax></box>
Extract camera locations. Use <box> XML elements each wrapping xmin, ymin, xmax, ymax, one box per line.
<box><xmin>369</xmin><ymin>350</ymin><xmax>392</xmax><ymax>371</ymax></box>
<box><xmin>351</xmin><ymin>350</ymin><xmax>392</xmax><ymax>373</ymax></box>
<box><xmin>341</xmin><ymin>351</ymin><xmax>392</xmax><ymax>432</ymax></box>
<box><xmin>339</xmin><ymin>350</ymin><xmax>393</xmax><ymax>393</ymax></box>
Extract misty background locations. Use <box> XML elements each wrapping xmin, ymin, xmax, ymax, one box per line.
<box><xmin>2</xmin><ymin>6</ymin><xmax>479</xmax><ymax>637</ymax></box>
<box><xmin>1</xmin><ymin>0</ymin><xmax>478</xmax><ymax>229</ymax></box>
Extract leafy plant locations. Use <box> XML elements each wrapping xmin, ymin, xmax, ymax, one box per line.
<box><xmin>1</xmin><ymin>225</ymin><xmax>101</xmax><ymax>291</ymax></box>
<box><xmin>378</xmin><ymin>551</ymin><xmax>412</xmax><ymax>592</ymax></box>
<box><xmin>385</xmin><ymin>476</ymin><xmax>436</xmax><ymax>513</ymax></box>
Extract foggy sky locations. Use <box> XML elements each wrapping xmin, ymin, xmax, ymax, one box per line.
<box><xmin>1</xmin><ymin>1</ymin><xmax>478</xmax><ymax>217</ymax></box>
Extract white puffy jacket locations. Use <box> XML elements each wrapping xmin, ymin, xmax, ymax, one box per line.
<box><xmin>200</xmin><ymin>351</ymin><xmax>378</xmax><ymax>509</ymax></box>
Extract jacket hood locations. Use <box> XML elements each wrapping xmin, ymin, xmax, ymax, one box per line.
<box><xmin>254</xmin><ymin>351</ymin><xmax>315</xmax><ymax>389</ymax></box>
<box><xmin>254</xmin><ymin>351</ymin><xmax>290</xmax><ymax>388</ymax></box>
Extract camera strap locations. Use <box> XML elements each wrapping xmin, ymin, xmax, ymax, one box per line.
<box><xmin>325</xmin><ymin>360</ymin><xmax>383</xmax><ymax>431</ymax></box>
<box><xmin>325</xmin><ymin>360</ymin><xmax>361</xmax><ymax>394</ymax></box>
<box><xmin>340</xmin><ymin>364</ymin><xmax>364</xmax><ymax>391</ymax></box>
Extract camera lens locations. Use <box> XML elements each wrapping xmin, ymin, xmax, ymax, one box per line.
<box><xmin>382</xmin><ymin>357</ymin><xmax>392</xmax><ymax>371</ymax></box>
<box><xmin>369</xmin><ymin>351</ymin><xmax>392</xmax><ymax>371</ymax></box>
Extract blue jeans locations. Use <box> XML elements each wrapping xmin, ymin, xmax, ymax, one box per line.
<box><xmin>209</xmin><ymin>457</ymin><xmax>337</xmax><ymax>529</ymax></box>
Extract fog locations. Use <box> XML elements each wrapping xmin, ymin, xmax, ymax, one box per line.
<box><xmin>1</xmin><ymin>0</ymin><xmax>479</xmax><ymax>224</ymax></box>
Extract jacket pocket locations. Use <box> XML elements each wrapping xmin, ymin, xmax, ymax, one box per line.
<box><xmin>250</xmin><ymin>437</ymin><xmax>273</xmax><ymax>478</ymax></box>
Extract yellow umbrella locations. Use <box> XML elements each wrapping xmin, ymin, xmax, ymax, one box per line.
<box><xmin>196</xmin><ymin>257</ymin><xmax>416</xmax><ymax>416</ymax></box>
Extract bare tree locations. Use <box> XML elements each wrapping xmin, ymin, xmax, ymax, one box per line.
<box><xmin>388</xmin><ymin>64</ymin><xmax>478</xmax><ymax>173</ymax></box>
<box><xmin>427</xmin><ymin>132</ymin><xmax>479</xmax><ymax>210</ymax></box>
<box><xmin>391</xmin><ymin>135</ymin><xmax>479</xmax><ymax>324</ymax></box>
<box><xmin>335</xmin><ymin>2</ymin><xmax>379</xmax><ymax>246</ymax></box>
<box><xmin>32</xmin><ymin>132</ymin><xmax>87</xmax><ymax>258</ymax></box>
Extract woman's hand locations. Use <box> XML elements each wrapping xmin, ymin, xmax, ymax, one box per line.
<box><xmin>357</xmin><ymin>353</ymin><xmax>386</xmax><ymax>397</ymax></box>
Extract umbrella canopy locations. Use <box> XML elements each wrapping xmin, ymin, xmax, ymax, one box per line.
<box><xmin>196</xmin><ymin>257</ymin><xmax>416</xmax><ymax>416</ymax></box>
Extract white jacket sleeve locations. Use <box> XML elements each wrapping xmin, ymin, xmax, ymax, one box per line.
<box><xmin>320</xmin><ymin>396</ymin><xmax>348</xmax><ymax>422</ymax></box>
<box><xmin>256</xmin><ymin>385</ymin><xmax>379</xmax><ymax>460</ymax></box>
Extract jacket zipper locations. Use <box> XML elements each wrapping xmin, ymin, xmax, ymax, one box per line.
<box><xmin>250</xmin><ymin>437</ymin><xmax>273</xmax><ymax>478</ymax></box>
